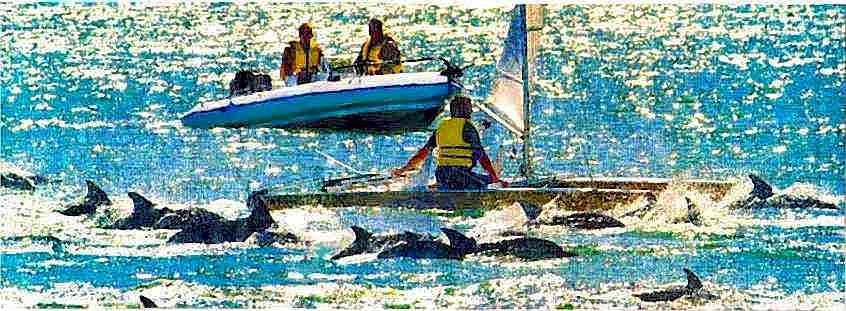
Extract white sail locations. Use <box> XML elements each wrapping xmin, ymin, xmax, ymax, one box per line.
<box><xmin>481</xmin><ymin>5</ymin><xmax>544</xmax><ymax>138</ymax></box>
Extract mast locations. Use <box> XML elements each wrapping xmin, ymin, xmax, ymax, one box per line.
<box><xmin>520</xmin><ymin>4</ymin><xmax>532</xmax><ymax>180</ymax></box>
<box><xmin>521</xmin><ymin>4</ymin><xmax>544</xmax><ymax>180</ymax></box>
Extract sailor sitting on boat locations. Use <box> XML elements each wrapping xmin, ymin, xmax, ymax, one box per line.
<box><xmin>355</xmin><ymin>18</ymin><xmax>403</xmax><ymax>76</ymax></box>
<box><xmin>392</xmin><ymin>96</ymin><xmax>506</xmax><ymax>190</ymax></box>
<box><xmin>280</xmin><ymin>22</ymin><xmax>328</xmax><ymax>86</ymax></box>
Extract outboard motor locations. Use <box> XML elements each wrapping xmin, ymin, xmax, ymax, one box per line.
<box><xmin>253</xmin><ymin>73</ymin><xmax>272</xmax><ymax>92</ymax></box>
<box><xmin>229</xmin><ymin>70</ymin><xmax>272</xmax><ymax>97</ymax></box>
<box><xmin>229</xmin><ymin>70</ymin><xmax>255</xmax><ymax>97</ymax></box>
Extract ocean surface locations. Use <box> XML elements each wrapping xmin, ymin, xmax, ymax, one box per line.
<box><xmin>1</xmin><ymin>3</ymin><xmax>844</xmax><ymax>309</ymax></box>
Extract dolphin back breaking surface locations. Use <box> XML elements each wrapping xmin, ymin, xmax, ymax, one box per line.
<box><xmin>58</xmin><ymin>180</ymin><xmax>112</xmax><ymax>216</ymax></box>
<box><xmin>727</xmin><ymin>175</ymin><xmax>840</xmax><ymax>210</ymax></box>
<box><xmin>633</xmin><ymin>268</ymin><xmax>714</xmax><ymax>302</ymax></box>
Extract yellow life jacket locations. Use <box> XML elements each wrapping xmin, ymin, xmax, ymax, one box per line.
<box><xmin>291</xmin><ymin>39</ymin><xmax>322</xmax><ymax>76</ymax></box>
<box><xmin>435</xmin><ymin>117</ymin><xmax>473</xmax><ymax>167</ymax></box>
<box><xmin>359</xmin><ymin>37</ymin><xmax>403</xmax><ymax>75</ymax></box>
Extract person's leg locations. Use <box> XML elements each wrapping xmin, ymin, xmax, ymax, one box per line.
<box><xmin>435</xmin><ymin>167</ymin><xmax>456</xmax><ymax>190</ymax></box>
<box><xmin>438</xmin><ymin>167</ymin><xmax>492</xmax><ymax>190</ymax></box>
<box><xmin>467</xmin><ymin>170</ymin><xmax>491</xmax><ymax>189</ymax></box>
<box><xmin>436</xmin><ymin>167</ymin><xmax>469</xmax><ymax>190</ymax></box>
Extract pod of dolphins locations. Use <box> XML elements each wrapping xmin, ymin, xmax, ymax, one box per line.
<box><xmin>2</xmin><ymin>172</ymin><xmax>840</xmax><ymax>305</ymax></box>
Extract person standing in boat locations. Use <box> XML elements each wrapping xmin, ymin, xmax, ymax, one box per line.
<box><xmin>280</xmin><ymin>23</ymin><xmax>326</xmax><ymax>85</ymax></box>
<box><xmin>355</xmin><ymin>18</ymin><xmax>403</xmax><ymax>75</ymax></box>
<box><xmin>392</xmin><ymin>96</ymin><xmax>506</xmax><ymax>190</ymax></box>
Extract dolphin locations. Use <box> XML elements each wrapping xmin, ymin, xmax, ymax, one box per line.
<box><xmin>1</xmin><ymin>170</ymin><xmax>52</xmax><ymax>191</ymax></box>
<box><xmin>375</xmin><ymin>228</ymin><xmax>574</xmax><ymax>261</ymax></box>
<box><xmin>517</xmin><ymin>201</ymin><xmax>625</xmax><ymax>230</ymax></box>
<box><xmin>331</xmin><ymin>226</ymin><xmax>434</xmax><ymax>260</ymax></box>
<box><xmin>153</xmin><ymin>208</ymin><xmax>226</xmax><ymax>230</ymax></box>
<box><xmin>154</xmin><ymin>208</ymin><xmax>226</xmax><ymax>230</ymax></box>
<box><xmin>27</xmin><ymin>174</ymin><xmax>50</xmax><ymax>185</ymax></box>
<box><xmin>154</xmin><ymin>191</ymin><xmax>268</xmax><ymax>231</ymax></box>
<box><xmin>683</xmin><ymin>197</ymin><xmax>703</xmax><ymax>225</ymax></box>
<box><xmin>165</xmin><ymin>190</ymin><xmax>293</xmax><ymax>244</ymax></box>
<box><xmin>58</xmin><ymin>180</ymin><xmax>111</xmax><ymax>216</ymax></box>
<box><xmin>1</xmin><ymin>173</ymin><xmax>35</xmax><ymax>191</ymax></box>
<box><xmin>476</xmin><ymin>236</ymin><xmax>576</xmax><ymax>260</ymax></box>
<box><xmin>633</xmin><ymin>268</ymin><xmax>716</xmax><ymax>302</ymax></box>
<box><xmin>729</xmin><ymin>174</ymin><xmax>839</xmax><ymax>210</ymax></box>
<box><xmin>766</xmin><ymin>193</ymin><xmax>838</xmax><ymax>210</ymax></box>
<box><xmin>726</xmin><ymin>174</ymin><xmax>774</xmax><ymax>209</ymax></box>
<box><xmin>139</xmin><ymin>295</ymin><xmax>157</xmax><ymax>308</ymax></box>
<box><xmin>748</xmin><ymin>174</ymin><xmax>774</xmax><ymax>200</ymax></box>
<box><xmin>246</xmin><ymin>230</ymin><xmax>298</xmax><ymax>247</ymax></box>
<box><xmin>376</xmin><ymin>228</ymin><xmax>475</xmax><ymax>260</ymax></box>
<box><xmin>547</xmin><ymin>212</ymin><xmax>625</xmax><ymax>230</ymax></box>
<box><xmin>104</xmin><ymin>192</ymin><xmax>175</xmax><ymax>230</ymax></box>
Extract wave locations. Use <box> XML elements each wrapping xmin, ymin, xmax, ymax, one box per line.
<box><xmin>2</xmin><ymin>275</ymin><xmax>842</xmax><ymax>309</ymax></box>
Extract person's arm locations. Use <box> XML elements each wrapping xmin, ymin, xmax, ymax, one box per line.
<box><xmin>280</xmin><ymin>47</ymin><xmax>293</xmax><ymax>79</ymax></box>
<box><xmin>478</xmin><ymin>154</ymin><xmax>501</xmax><ymax>184</ymax></box>
<box><xmin>464</xmin><ymin>123</ymin><xmax>504</xmax><ymax>185</ymax></box>
<box><xmin>353</xmin><ymin>53</ymin><xmax>364</xmax><ymax>75</ymax></box>
<box><xmin>279</xmin><ymin>49</ymin><xmax>287</xmax><ymax>80</ymax></box>
<box><xmin>318</xmin><ymin>49</ymin><xmax>330</xmax><ymax>73</ymax></box>
<box><xmin>354</xmin><ymin>41</ymin><xmax>369</xmax><ymax>75</ymax></box>
<box><xmin>392</xmin><ymin>133</ymin><xmax>436</xmax><ymax>176</ymax></box>
<box><xmin>380</xmin><ymin>40</ymin><xmax>401</xmax><ymax>64</ymax></box>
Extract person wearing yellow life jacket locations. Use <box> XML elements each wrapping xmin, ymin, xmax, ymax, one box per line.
<box><xmin>354</xmin><ymin>18</ymin><xmax>403</xmax><ymax>75</ymax></box>
<box><xmin>280</xmin><ymin>23</ymin><xmax>324</xmax><ymax>85</ymax></box>
<box><xmin>392</xmin><ymin>96</ymin><xmax>506</xmax><ymax>190</ymax></box>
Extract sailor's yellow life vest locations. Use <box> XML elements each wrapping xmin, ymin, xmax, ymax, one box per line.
<box><xmin>435</xmin><ymin>117</ymin><xmax>473</xmax><ymax>167</ymax></box>
<box><xmin>291</xmin><ymin>39</ymin><xmax>322</xmax><ymax>76</ymax></box>
<box><xmin>359</xmin><ymin>37</ymin><xmax>403</xmax><ymax>75</ymax></box>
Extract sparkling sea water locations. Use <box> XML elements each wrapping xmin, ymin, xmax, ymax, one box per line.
<box><xmin>1</xmin><ymin>3</ymin><xmax>844</xmax><ymax>309</ymax></box>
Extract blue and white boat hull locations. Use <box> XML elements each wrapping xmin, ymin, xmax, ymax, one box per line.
<box><xmin>181</xmin><ymin>72</ymin><xmax>460</xmax><ymax>131</ymax></box>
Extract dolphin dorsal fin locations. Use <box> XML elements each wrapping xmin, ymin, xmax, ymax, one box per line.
<box><xmin>518</xmin><ymin>201</ymin><xmax>542</xmax><ymax>223</ymax></box>
<box><xmin>748</xmin><ymin>174</ymin><xmax>774</xmax><ymax>200</ymax></box>
<box><xmin>246</xmin><ymin>190</ymin><xmax>274</xmax><ymax>230</ymax></box>
<box><xmin>683</xmin><ymin>268</ymin><xmax>703</xmax><ymax>291</ymax></box>
<box><xmin>441</xmin><ymin>228</ymin><xmax>477</xmax><ymax>251</ymax></box>
<box><xmin>128</xmin><ymin>192</ymin><xmax>155</xmax><ymax>212</ymax></box>
<box><xmin>350</xmin><ymin>226</ymin><xmax>371</xmax><ymax>245</ymax></box>
<box><xmin>139</xmin><ymin>295</ymin><xmax>157</xmax><ymax>308</ymax></box>
<box><xmin>84</xmin><ymin>180</ymin><xmax>111</xmax><ymax>205</ymax></box>
<box><xmin>684</xmin><ymin>197</ymin><xmax>694</xmax><ymax>210</ymax></box>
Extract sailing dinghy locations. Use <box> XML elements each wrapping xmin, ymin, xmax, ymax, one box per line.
<box><xmin>181</xmin><ymin>61</ymin><xmax>463</xmax><ymax>131</ymax></box>
<box><xmin>256</xmin><ymin>5</ymin><xmax>736</xmax><ymax>211</ymax></box>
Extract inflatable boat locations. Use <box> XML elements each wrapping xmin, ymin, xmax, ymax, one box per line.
<box><xmin>180</xmin><ymin>71</ymin><xmax>461</xmax><ymax>131</ymax></box>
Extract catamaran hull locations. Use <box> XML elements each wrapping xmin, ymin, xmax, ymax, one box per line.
<box><xmin>260</xmin><ymin>188</ymin><xmax>651</xmax><ymax>211</ymax></box>
<box><xmin>181</xmin><ymin>72</ymin><xmax>458</xmax><ymax>130</ymax></box>
<box><xmin>257</xmin><ymin>178</ymin><xmax>735</xmax><ymax>211</ymax></box>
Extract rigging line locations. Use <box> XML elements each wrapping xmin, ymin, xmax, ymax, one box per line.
<box><xmin>312</xmin><ymin>148</ymin><xmax>367</xmax><ymax>175</ymax></box>
<box><xmin>266</xmin><ymin>175</ymin><xmax>320</xmax><ymax>192</ymax></box>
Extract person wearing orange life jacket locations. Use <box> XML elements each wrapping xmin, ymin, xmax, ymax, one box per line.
<box><xmin>354</xmin><ymin>18</ymin><xmax>403</xmax><ymax>75</ymax></box>
<box><xmin>280</xmin><ymin>23</ymin><xmax>325</xmax><ymax>85</ymax></box>
<box><xmin>392</xmin><ymin>96</ymin><xmax>507</xmax><ymax>190</ymax></box>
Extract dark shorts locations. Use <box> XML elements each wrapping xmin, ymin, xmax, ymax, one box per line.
<box><xmin>435</xmin><ymin>166</ymin><xmax>491</xmax><ymax>190</ymax></box>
